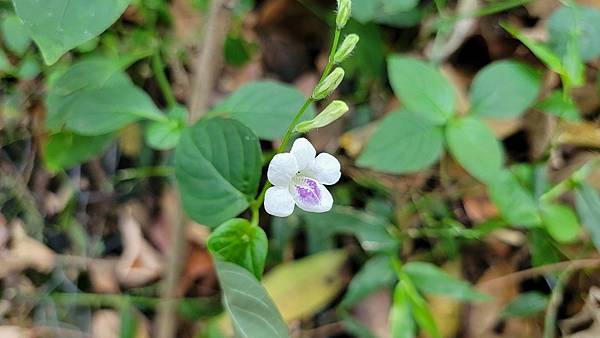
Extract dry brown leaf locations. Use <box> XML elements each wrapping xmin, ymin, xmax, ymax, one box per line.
<box><xmin>115</xmin><ymin>207</ymin><xmax>163</xmax><ymax>288</ymax></box>
<box><xmin>352</xmin><ymin>289</ymin><xmax>391</xmax><ymax>338</ymax></box>
<box><xmin>557</xmin><ymin>121</ymin><xmax>600</xmax><ymax>148</ymax></box>
<box><xmin>463</xmin><ymin>195</ymin><xmax>499</xmax><ymax>223</ymax></box>
<box><xmin>561</xmin><ymin>287</ymin><xmax>600</xmax><ymax>338</ymax></box>
<box><xmin>92</xmin><ymin>310</ymin><xmax>150</xmax><ymax>338</ymax></box>
<box><xmin>0</xmin><ymin>326</ymin><xmax>29</xmax><ymax>338</ymax></box>
<box><xmin>177</xmin><ymin>243</ymin><xmax>215</xmax><ymax>296</ymax></box>
<box><xmin>0</xmin><ymin>221</ymin><xmax>55</xmax><ymax>279</ymax></box>
<box><xmin>89</xmin><ymin>259</ymin><xmax>120</xmax><ymax>293</ymax></box>
<box><xmin>465</xmin><ymin>263</ymin><xmax>518</xmax><ymax>338</ymax></box>
<box><xmin>339</xmin><ymin>123</ymin><xmax>378</xmax><ymax>158</ymax></box>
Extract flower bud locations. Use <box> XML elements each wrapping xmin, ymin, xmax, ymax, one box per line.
<box><xmin>312</xmin><ymin>67</ymin><xmax>345</xmax><ymax>100</ymax></box>
<box><xmin>334</xmin><ymin>34</ymin><xmax>359</xmax><ymax>63</ymax></box>
<box><xmin>336</xmin><ymin>0</ymin><xmax>351</xmax><ymax>29</ymax></box>
<box><xmin>295</xmin><ymin>100</ymin><xmax>349</xmax><ymax>133</ymax></box>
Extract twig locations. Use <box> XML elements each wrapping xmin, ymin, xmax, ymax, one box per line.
<box><xmin>480</xmin><ymin>258</ymin><xmax>600</xmax><ymax>286</ymax></box>
<box><xmin>188</xmin><ymin>0</ymin><xmax>238</xmax><ymax>119</ymax></box>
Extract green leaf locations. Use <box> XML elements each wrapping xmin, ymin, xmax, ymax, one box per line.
<box><xmin>0</xmin><ymin>49</ymin><xmax>13</xmax><ymax>73</ymax></box>
<box><xmin>390</xmin><ymin>283</ymin><xmax>416</xmax><ymax>338</ymax></box>
<box><xmin>352</xmin><ymin>0</ymin><xmax>419</xmax><ymax>24</ymax></box>
<box><xmin>341</xmin><ymin>255</ymin><xmax>397</xmax><ymax>308</ymax></box>
<box><xmin>399</xmin><ymin>275</ymin><xmax>441</xmax><ymax>338</ymax></box>
<box><xmin>119</xmin><ymin>299</ymin><xmax>138</xmax><ymax>338</ymax></box>
<box><xmin>12</xmin><ymin>0</ymin><xmax>131</xmax><ymax>64</ymax></box>
<box><xmin>1</xmin><ymin>14</ymin><xmax>31</xmax><ymax>56</ymax></box>
<box><xmin>540</xmin><ymin>202</ymin><xmax>580</xmax><ymax>243</ymax></box>
<box><xmin>16</xmin><ymin>53</ymin><xmax>39</xmax><ymax>80</ymax></box>
<box><xmin>445</xmin><ymin>117</ymin><xmax>504</xmax><ymax>184</ymax></box>
<box><xmin>575</xmin><ymin>185</ymin><xmax>600</xmax><ymax>251</ymax></box>
<box><xmin>211</xmin><ymin>81</ymin><xmax>315</xmax><ymax>140</ymax></box>
<box><xmin>387</xmin><ymin>56</ymin><xmax>455</xmax><ymax>125</ymax></box>
<box><xmin>145</xmin><ymin>106</ymin><xmax>187</xmax><ymax>150</ymax></box>
<box><xmin>548</xmin><ymin>5</ymin><xmax>600</xmax><ymax>62</ymax></box>
<box><xmin>469</xmin><ymin>60</ymin><xmax>541</xmax><ymax>118</ymax></box>
<box><xmin>529</xmin><ymin>229</ymin><xmax>562</xmax><ymax>267</ymax></box>
<box><xmin>214</xmin><ymin>260</ymin><xmax>289</xmax><ymax>338</ymax></box>
<box><xmin>208</xmin><ymin>218</ymin><xmax>268</xmax><ymax>280</ymax></box>
<box><xmin>488</xmin><ymin>170</ymin><xmax>542</xmax><ymax>227</ymax></box>
<box><xmin>501</xmin><ymin>292</ymin><xmax>548</xmax><ymax>318</ymax></box>
<box><xmin>301</xmin><ymin>206</ymin><xmax>398</xmax><ymax>253</ymax></box>
<box><xmin>403</xmin><ymin>262</ymin><xmax>490</xmax><ymax>302</ymax></box>
<box><xmin>357</xmin><ymin>110</ymin><xmax>444</xmax><ymax>174</ymax></box>
<box><xmin>501</xmin><ymin>23</ymin><xmax>564</xmax><ymax>75</ymax></box>
<box><xmin>175</xmin><ymin>117</ymin><xmax>262</xmax><ymax>227</ymax></box>
<box><xmin>46</xmin><ymin>58</ymin><xmax>164</xmax><ymax>135</ymax></box>
<box><xmin>536</xmin><ymin>91</ymin><xmax>580</xmax><ymax>121</ymax></box>
<box><xmin>44</xmin><ymin>131</ymin><xmax>115</xmax><ymax>172</ymax></box>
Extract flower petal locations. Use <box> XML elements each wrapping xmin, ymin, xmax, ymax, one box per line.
<box><xmin>267</xmin><ymin>153</ymin><xmax>298</xmax><ymax>187</ymax></box>
<box><xmin>290</xmin><ymin>138</ymin><xmax>316</xmax><ymax>171</ymax></box>
<box><xmin>290</xmin><ymin>176</ymin><xmax>333</xmax><ymax>213</ymax></box>
<box><xmin>265</xmin><ymin>186</ymin><xmax>295</xmax><ymax>217</ymax></box>
<box><xmin>306</xmin><ymin>153</ymin><xmax>341</xmax><ymax>185</ymax></box>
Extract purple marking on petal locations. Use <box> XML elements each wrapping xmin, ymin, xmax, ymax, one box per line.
<box><xmin>293</xmin><ymin>177</ymin><xmax>321</xmax><ymax>205</ymax></box>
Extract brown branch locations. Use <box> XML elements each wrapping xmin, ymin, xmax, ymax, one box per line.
<box><xmin>156</xmin><ymin>2</ymin><xmax>237</xmax><ymax>337</ymax></box>
<box><xmin>480</xmin><ymin>258</ymin><xmax>600</xmax><ymax>287</ymax></box>
<box><xmin>188</xmin><ymin>0</ymin><xmax>237</xmax><ymax>120</ymax></box>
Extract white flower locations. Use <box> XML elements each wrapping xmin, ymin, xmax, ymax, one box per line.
<box><xmin>265</xmin><ymin>138</ymin><xmax>341</xmax><ymax>217</ymax></box>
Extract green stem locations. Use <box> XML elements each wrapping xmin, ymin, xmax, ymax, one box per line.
<box><xmin>250</xmin><ymin>28</ymin><xmax>343</xmax><ymax>221</ymax></box>
<box><xmin>540</xmin><ymin>159</ymin><xmax>600</xmax><ymax>203</ymax></box>
<box><xmin>152</xmin><ymin>50</ymin><xmax>177</xmax><ymax>109</ymax></box>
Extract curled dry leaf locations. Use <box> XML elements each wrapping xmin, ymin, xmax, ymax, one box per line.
<box><xmin>115</xmin><ymin>207</ymin><xmax>163</xmax><ymax>288</ymax></box>
<box><xmin>0</xmin><ymin>221</ymin><xmax>55</xmax><ymax>279</ymax></box>
<box><xmin>561</xmin><ymin>287</ymin><xmax>600</xmax><ymax>338</ymax></box>
<box><xmin>89</xmin><ymin>259</ymin><xmax>120</xmax><ymax>293</ymax></box>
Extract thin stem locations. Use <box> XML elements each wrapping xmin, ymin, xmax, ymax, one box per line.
<box><xmin>251</xmin><ymin>27</ymin><xmax>343</xmax><ymax>217</ymax></box>
<box><xmin>152</xmin><ymin>50</ymin><xmax>177</xmax><ymax>109</ymax></box>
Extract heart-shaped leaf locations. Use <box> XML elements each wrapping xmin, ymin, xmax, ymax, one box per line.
<box><xmin>12</xmin><ymin>0</ymin><xmax>131</xmax><ymax>64</ymax></box>
<box><xmin>175</xmin><ymin>117</ymin><xmax>262</xmax><ymax>227</ymax></box>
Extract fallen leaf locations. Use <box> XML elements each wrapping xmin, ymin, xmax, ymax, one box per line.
<box><xmin>115</xmin><ymin>206</ymin><xmax>163</xmax><ymax>288</ymax></box>
<box><xmin>92</xmin><ymin>309</ymin><xmax>150</xmax><ymax>338</ymax></box>
<box><xmin>0</xmin><ymin>326</ymin><xmax>29</xmax><ymax>338</ymax></box>
<box><xmin>352</xmin><ymin>289</ymin><xmax>391</xmax><ymax>338</ymax></box>
<box><xmin>0</xmin><ymin>221</ymin><xmax>55</xmax><ymax>279</ymax></box>
<box><xmin>557</xmin><ymin>121</ymin><xmax>600</xmax><ymax>149</ymax></box>
<box><xmin>561</xmin><ymin>287</ymin><xmax>600</xmax><ymax>338</ymax></box>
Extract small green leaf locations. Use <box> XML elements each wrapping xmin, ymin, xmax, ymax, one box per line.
<box><xmin>501</xmin><ymin>23</ymin><xmax>564</xmax><ymax>75</ymax></box>
<box><xmin>540</xmin><ymin>202</ymin><xmax>580</xmax><ymax>243</ymax></box>
<box><xmin>301</xmin><ymin>206</ymin><xmax>398</xmax><ymax>253</ymax></box>
<box><xmin>536</xmin><ymin>91</ymin><xmax>580</xmax><ymax>121</ymax></box>
<box><xmin>214</xmin><ymin>260</ymin><xmax>289</xmax><ymax>338</ymax></box>
<box><xmin>145</xmin><ymin>106</ymin><xmax>187</xmax><ymax>150</ymax></box>
<box><xmin>469</xmin><ymin>60</ymin><xmax>541</xmax><ymax>118</ymax></box>
<box><xmin>44</xmin><ymin>131</ymin><xmax>115</xmax><ymax>172</ymax></box>
<box><xmin>341</xmin><ymin>255</ymin><xmax>397</xmax><ymax>308</ymax></box>
<box><xmin>575</xmin><ymin>185</ymin><xmax>600</xmax><ymax>251</ymax></box>
<box><xmin>208</xmin><ymin>218</ymin><xmax>268</xmax><ymax>280</ymax></box>
<box><xmin>403</xmin><ymin>262</ymin><xmax>490</xmax><ymax>302</ymax></box>
<box><xmin>387</xmin><ymin>55</ymin><xmax>455</xmax><ymax>125</ymax></box>
<box><xmin>357</xmin><ymin>110</ymin><xmax>444</xmax><ymax>174</ymax></box>
<box><xmin>1</xmin><ymin>14</ymin><xmax>31</xmax><ymax>56</ymax></box>
<box><xmin>390</xmin><ymin>283</ymin><xmax>416</xmax><ymax>338</ymax></box>
<box><xmin>488</xmin><ymin>170</ymin><xmax>542</xmax><ymax>227</ymax></box>
<box><xmin>548</xmin><ymin>5</ymin><xmax>600</xmax><ymax>62</ymax></box>
<box><xmin>211</xmin><ymin>81</ymin><xmax>315</xmax><ymax>140</ymax></box>
<box><xmin>12</xmin><ymin>0</ymin><xmax>131</xmax><ymax>64</ymax></box>
<box><xmin>175</xmin><ymin>117</ymin><xmax>262</xmax><ymax>227</ymax></box>
<box><xmin>46</xmin><ymin>58</ymin><xmax>164</xmax><ymax>135</ymax></box>
<box><xmin>445</xmin><ymin>117</ymin><xmax>504</xmax><ymax>184</ymax></box>
<box><xmin>502</xmin><ymin>292</ymin><xmax>548</xmax><ymax>318</ymax></box>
